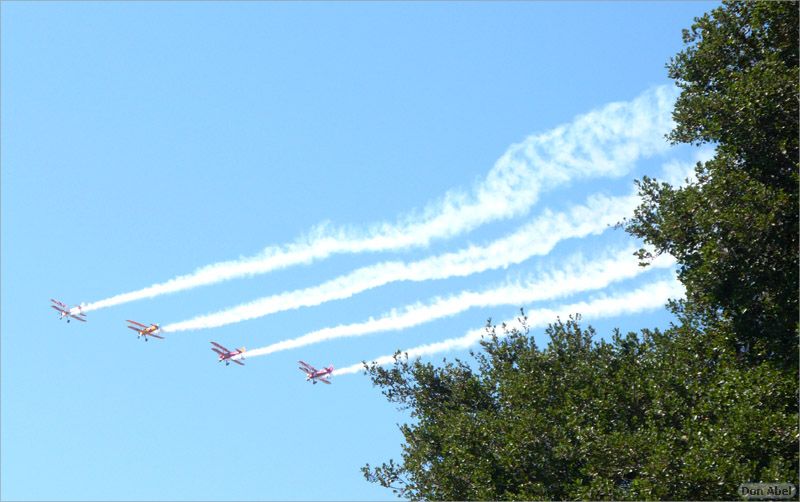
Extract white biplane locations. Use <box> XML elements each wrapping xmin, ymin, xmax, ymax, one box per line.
<box><xmin>50</xmin><ymin>299</ymin><xmax>86</xmax><ymax>323</ymax></box>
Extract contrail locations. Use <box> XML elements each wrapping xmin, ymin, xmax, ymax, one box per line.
<box><xmin>81</xmin><ymin>86</ymin><xmax>677</xmax><ymax>313</ymax></box>
<box><xmin>333</xmin><ymin>278</ymin><xmax>684</xmax><ymax>376</ymax></box>
<box><xmin>660</xmin><ymin>146</ymin><xmax>716</xmax><ymax>187</ymax></box>
<box><xmin>161</xmin><ymin>192</ymin><xmax>639</xmax><ymax>333</ymax></box>
<box><xmin>243</xmin><ymin>248</ymin><xmax>676</xmax><ymax>358</ymax></box>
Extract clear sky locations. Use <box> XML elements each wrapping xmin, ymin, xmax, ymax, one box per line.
<box><xmin>2</xmin><ymin>2</ymin><xmax>718</xmax><ymax>500</ymax></box>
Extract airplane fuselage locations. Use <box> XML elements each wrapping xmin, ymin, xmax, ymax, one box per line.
<box><xmin>219</xmin><ymin>352</ymin><xmax>243</xmax><ymax>364</ymax></box>
<box><xmin>307</xmin><ymin>369</ymin><xmax>333</xmax><ymax>382</ymax></box>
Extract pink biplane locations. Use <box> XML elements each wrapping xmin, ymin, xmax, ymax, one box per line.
<box><xmin>50</xmin><ymin>299</ymin><xmax>87</xmax><ymax>323</ymax></box>
<box><xmin>298</xmin><ymin>360</ymin><xmax>334</xmax><ymax>385</ymax></box>
<box><xmin>210</xmin><ymin>341</ymin><xmax>246</xmax><ymax>366</ymax></box>
<box><xmin>126</xmin><ymin>320</ymin><xmax>164</xmax><ymax>341</ymax></box>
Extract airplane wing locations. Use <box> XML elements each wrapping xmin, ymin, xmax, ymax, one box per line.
<box><xmin>149</xmin><ymin>333</ymin><xmax>165</xmax><ymax>339</ymax></box>
<box><xmin>298</xmin><ymin>366</ymin><xmax>313</xmax><ymax>375</ymax></box>
<box><xmin>211</xmin><ymin>348</ymin><xmax>226</xmax><ymax>356</ymax></box>
<box><xmin>298</xmin><ymin>360</ymin><xmax>317</xmax><ymax>372</ymax></box>
<box><xmin>128</xmin><ymin>326</ymin><xmax>143</xmax><ymax>333</ymax></box>
<box><xmin>50</xmin><ymin>299</ymin><xmax>67</xmax><ymax>307</ymax></box>
<box><xmin>51</xmin><ymin>305</ymin><xmax>67</xmax><ymax>314</ymax></box>
<box><xmin>319</xmin><ymin>377</ymin><xmax>332</xmax><ymax>384</ymax></box>
<box><xmin>233</xmin><ymin>359</ymin><xmax>245</xmax><ymax>366</ymax></box>
<box><xmin>69</xmin><ymin>314</ymin><xmax>87</xmax><ymax>322</ymax></box>
<box><xmin>126</xmin><ymin>320</ymin><xmax>148</xmax><ymax>328</ymax></box>
<box><xmin>210</xmin><ymin>341</ymin><xmax>230</xmax><ymax>352</ymax></box>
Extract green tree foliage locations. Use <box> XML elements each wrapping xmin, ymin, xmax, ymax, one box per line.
<box><xmin>625</xmin><ymin>0</ymin><xmax>799</xmax><ymax>368</ymax></box>
<box><xmin>362</xmin><ymin>315</ymin><xmax>797</xmax><ymax>499</ymax></box>
<box><xmin>361</xmin><ymin>1</ymin><xmax>799</xmax><ymax>498</ymax></box>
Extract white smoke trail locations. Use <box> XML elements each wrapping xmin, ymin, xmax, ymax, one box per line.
<box><xmin>161</xmin><ymin>192</ymin><xmax>639</xmax><ymax>333</ymax></box>
<box><xmin>660</xmin><ymin>146</ymin><xmax>716</xmax><ymax>187</ymax></box>
<box><xmin>243</xmin><ymin>248</ymin><xmax>676</xmax><ymax>358</ymax></box>
<box><xmin>81</xmin><ymin>86</ymin><xmax>677</xmax><ymax>313</ymax></box>
<box><xmin>333</xmin><ymin>278</ymin><xmax>684</xmax><ymax>376</ymax></box>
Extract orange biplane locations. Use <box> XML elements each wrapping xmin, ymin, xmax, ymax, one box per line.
<box><xmin>126</xmin><ymin>320</ymin><xmax>164</xmax><ymax>341</ymax></box>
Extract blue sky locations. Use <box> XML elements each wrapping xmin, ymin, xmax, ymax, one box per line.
<box><xmin>2</xmin><ymin>2</ymin><xmax>718</xmax><ymax>500</ymax></box>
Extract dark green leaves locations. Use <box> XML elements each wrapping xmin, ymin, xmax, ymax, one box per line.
<box><xmin>362</xmin><ymin>316</ymin><xmax>797</xmax><ymax>500</ymax></box>
<box><xmin>630</xmin><ymin>0</ymin><xmax>799</xmax><ymax>370</ymax></box>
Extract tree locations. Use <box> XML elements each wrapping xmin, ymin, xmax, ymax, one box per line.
<box><xmin>625</xmin><ymin>0</ymin><xmax>799</xmax><ymax>368</ymax></box>
<box><xmin>362</xmin><ymin>315</ymin><xmax>798</xmax><ymax>500</ymax></box>
<box><xmin>361</xmin><ymin>1</ymin><xmax>799</xmax><ymax>498</ymax></box>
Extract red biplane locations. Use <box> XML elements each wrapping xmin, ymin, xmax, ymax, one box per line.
<box><xmin>298</xmin><ymin>360</ymin><xmax>334</xmax><ymax>385</ymax></box>
<box><xmin>210</xmin><ymin>341</ymin><xmax>246</xmax><ymax>366</ymax></box>
<box><xmin>126</xmin><ymin>320</ymin><xmax>164</xmax><ymax>341</ymax></box>
<box><xmin>50</xmin><ymin>299</ymin><xmax>87</xmax><ymax>323</ymax></box>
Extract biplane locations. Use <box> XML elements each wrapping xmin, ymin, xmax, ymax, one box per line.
<box><xmin>210</xmin><ymin>341</ymin><xmax>246</xmax><ymax>366</ymax></box>
<box><xmin>298</xmin><ymin>360</ymin><xmax>334</xmax><ymax>385</ymax></box>
<box><xmin>126</xmin><ymin>320</ymin><xmax>164</xmax><ymax>341</ymax></box>
<box><xmin>50</xmin><ymin>299</ymin><xmax>87</xmax><ymax>323</ymax></box>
